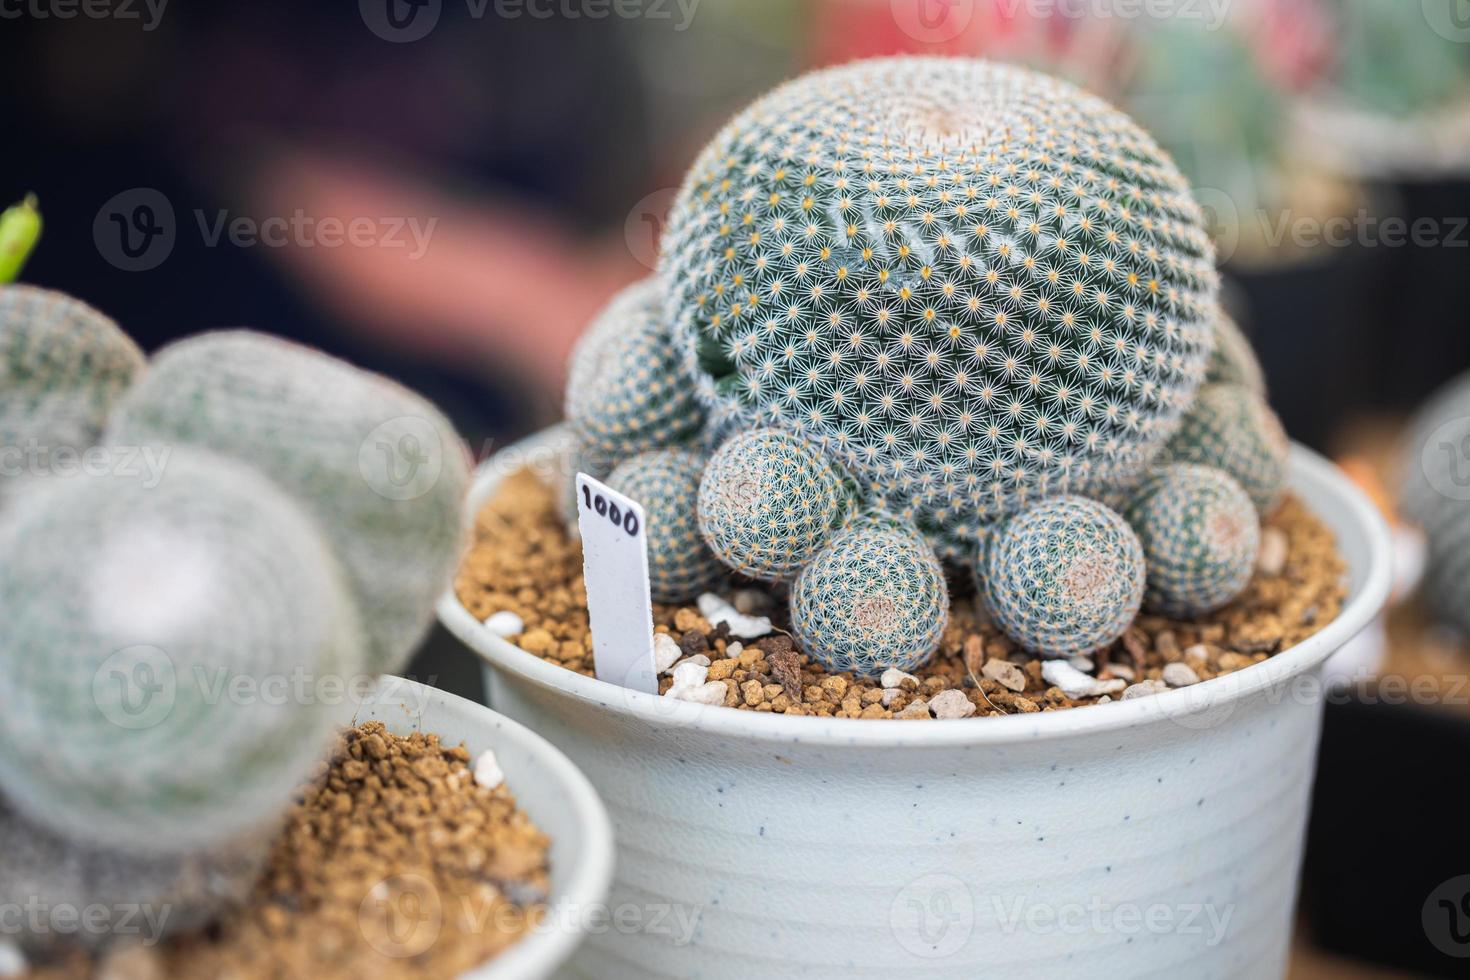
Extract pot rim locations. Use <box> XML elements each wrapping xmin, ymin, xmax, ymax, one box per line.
<box><xmin>438</xmin><ymin>428</ymin><xmax>1392</xmax><ymax>748</ymax></box>
<box><xmin>360</xmin><ymin>677</ymin><xmax>616</xmax><ymax>980</ymax></box>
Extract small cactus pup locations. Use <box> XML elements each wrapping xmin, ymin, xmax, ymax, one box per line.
<box><xmin>789</xmin><ymin>511</ymin><xmax>950</xmax><ymax>676</ymax></box>
<box><xmin>0</xmin><ymin>194</ymin><xmax>43</xmax><ymax>283</ymax></box>
<box><xmin>566</xmin><ymin>276</ymin><xmax>705</xmax><ymax>461</ymax></box>
<box><xmin>697</xmin><ymin>426</ymin><xmax>853</xmax><ymax>582</ymax></box>
<box><xmin>0</xmin><ymin>796</ymin><xmax>268</xmax><ymax>954</ymax></box>
<box><xmin>1125</xmin><ymin>463</ymin><xmax>1260</xmax><ymax>617</ymax></box>
<box><xmin>1163</xmin><ymin>382</ymin><xmax>1289</xmax><ymax>515</ymax></box>
<box><xmin>1205</xmin><ymin>307</ymin><xmax>1266</xmax><ymax>394</ymax></box>
<box><xmin>606</xmin><ymin>448</ymin><xmax>725</xmax><ymax>602</ymax></box>
<box><xmin>980</xmin><ymin>496</ymin><xmax>1145</xmax><ymax>658</ymax></box>
<box><xmin>1400</xmin><ymin>370</ymin><xmax>1470</xmax><ymax>636</ymax></box>
<box><xmin>0</xmin><ymin>285</ymin><xmax>145</xmax><ymax>498</ymax></box>
<box><xmin>106</xmin><ymin>330</ymin><xmax>470</xmax><ymax>675</ymax></box>
<box><xmin>661</xmin><ymin>56</ymin><xmax>1219</xmax><ymax>538</ymax></box>
<box><xmin>0</xmin><ymin>447</ymin><xmax>363</xmax><ymax>855</ymax></box>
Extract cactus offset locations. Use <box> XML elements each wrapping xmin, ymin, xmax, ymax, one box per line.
<box><xmin>1205</xmin><ymin>308</ymin><xmax>1265</xmax><ymax>393</ymax></box>
<box><xmin>607</xmin><ymin>448</ymin><xmax>725</xmax><ymax>602</ymax></box>
<box><xmin>790</xmin><ymin>512</ymin><xmax>949</xmax><ymax>676</ymax></box>
<box><xmin>567</xmin><ymin>277</ymin><xmax>705</xmax><ymax>461</ymax></box>
<box><xmin>980</xmin><ymin>496</ymin><xmax>1145</xmax><ymax>657</ymax></box>
<box><xmin>662</xmin><ymin>57</ymin><xmax>1218</xmax><ymax>544</ymax></box>
<box><xmin>0</xmin><ymin>449</ymin><xmax>363</xmax><ymax>855</ymax></box>
<box><xmin>697</xmin><ymin>427</ymin><xmax>852</xmax><ymax>582</ymax></box>
<box><xmin>1126</xmin><ymin>463</ymin><xmax>1259</xmax><ymax>617</ymax></box>
<box><xmin>1</xmin><ymin>285</ymin><xmax>144</xmax><ymax>499</ymax></box>
<box><xmin>107</xmin><ymin>331</ymin><xmax>469</xmax><ymax>675</ymax></box>
<box><xmin>1163</xmin><ymin>382</ymin><xmax>1288</xmax><ymax>514</ymax></box>
<box><xmin>1401</xmin><ymin>370</ymin><xmax>1470</xmax><ymax>636</ymax></box>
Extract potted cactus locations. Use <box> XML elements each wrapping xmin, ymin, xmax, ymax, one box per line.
<box><xmin>442</xmin><ymin>57</ymin><xmax>1391</xmax><ymax>978</ymax></box>
<box><xmin>0</xmin><ymin>275</ymin><xmax>610</xmax><ymax>977</ymax></box>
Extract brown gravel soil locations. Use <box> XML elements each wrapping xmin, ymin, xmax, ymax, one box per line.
<box><xmin>456</xmin><ymin>468</ymin><xmax>1347</xmax><ymax>720</ymax></box>
<box><xmin>23</xmin><ymin>723</ymin><xmax>550</xmax><ymax>980</ymax></box>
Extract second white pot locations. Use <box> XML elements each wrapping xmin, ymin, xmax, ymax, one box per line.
<box><xmin>440</xmin><ymin>430</ymin><xmax>1391</xmax><ymax>980</ymax></box>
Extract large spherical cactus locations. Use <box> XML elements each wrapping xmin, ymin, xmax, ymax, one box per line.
<box><xmin>790</xmin><ymin>512</ymin><xmax>950</xmax><ymax>676</ymax></box>
<box><xmin>697</xmin><ymin>426</ymin><xmax>852</xmax><ymax>582</ymax></box>
<box><xmin>1401</xmin><ymin>370</ymin><xmax>1470</xmax><ymax>636</ymax></box>
<box><xmin>1126</xmin><ymin>463</ymin><xmax>1260</xmax><ymax>617</ymax></box>
<box><xmin>981</xmin><ymin>496</ymin><xmax>1145</xmax><ymax>657</ymax></box>
<box><xmin>1205</xmin><ymin>308</ymin><xmax>1265</xmax><ymax>394</ymax></box>
<box><xmin>567</xmin><ymin>277</ymin><xmax>705</xmax><ymax>460</ymax></box>
<box><xmin>0</xmin><ymin>285</ymin><xmax>144</xmax><ymax>497</ymax></box>
<box><xmin>0</xmin><ymin>797</ymin><xmax>267</xmax><ymax>953</ymax></box>
<box><xmin>1164</xmin><ymin>382</ymin><xmax>1288</xmax><ymax>515</ymax></box>
<box><xmin>607</xmin><ymin>448</ymin><xmax>725</xmax><ymax>602</ymax></box>
<box><xmin>661</xmin><ymin>57</ymin><xmax>1218</xmax><ymax>542</ymax></box>
<box><xmin>106</xmin><ymin>331</ymin><xmax>468</xmax><ymax>674</ymax></box>
<box><xmin>0</xmin><ymin>448</ymin><xmax>363</xmax><ymax>855</ymax></box>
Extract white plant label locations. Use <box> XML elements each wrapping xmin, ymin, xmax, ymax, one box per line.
<box><xmin>575</xmin><ymin>473</ymin><xmax>659</xmax><ymax>694</ymax></box>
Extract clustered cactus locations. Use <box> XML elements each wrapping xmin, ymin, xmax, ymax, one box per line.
<box><xmin>0</xmin><ymin>277</ymin><xmax>469</xmax><ymax>954</ymax></box>
<box><xmin>566</xmin><ymin>277</ymin><xmax>706</xmax><ymax>461</ymax></box>
<box><xmin>107</xmin><ymin>330</ymin><xmax>470</xmax><ymax>675</ymax></box>
<box><xmin>661</xmin><ymin>57</ymin><xmax>1218</xmax><ymax>545</ymax></box>
<box><xmin>607</xmin><ymin>448</ymin><xmax>725</xmax><ymax>602</ymax></box>
<box><xmin>790</xmin><ymin>512</ymin><xmax>950</xmax><ymax>675</ymax></box>
<box><xmin>552</xmin><ymin>56</ymin><xmax>1290</xmax><ymax>676</ymax></box>
<box><xmin>1164</xmin><ymin>381</ymin><xmax>1289</xmax><ymax>514</ymax></box>
<box><xmin>1401</xmin><ymin>369</ymin><xmax>1470</xmax><ymax>637</ymax></box>
<box><xmin>0</xmin><ymin>285</ymin><xmax>144</xmax><ymax>500</ymax></box>
<box><xmin>1126</xmin><ymin>463</ymin><xmax>1260</xmax><ymax>617</ymax></box>
<box><xmin>1205</xmin><ymin>308</ymin><xmax>1265</xmax><ymax>393</ymax></box>
<box><xmin>980</xmin><ymin>496</ymin><xmax>1146</xmax><ymax>658</ymax></box>
<box><xmin>697</xmin><ymin>426</ymin><xmax>852</xmax><ymax>582</ymax></box>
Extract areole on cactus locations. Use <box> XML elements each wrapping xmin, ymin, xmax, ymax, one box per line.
<box><xmin>661</xmin><ymin>57</ymin><xmax>1219</xmax><ymax>549</ymax></box>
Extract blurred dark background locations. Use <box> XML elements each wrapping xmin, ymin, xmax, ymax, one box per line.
<box><xmin>5</xmin><ymin>3</ymin><xmax>1470</xmax><ymax>975</ymax></box>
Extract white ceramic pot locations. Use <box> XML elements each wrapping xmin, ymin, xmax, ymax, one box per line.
<box><xmin>438</xmin><ymin>430</ymin><xmax>1391</xmax><ymax>980</ymax></box>
<box><xmin>350</xmin><ymin>677</ymin><xmax>614</xmax><ymax>980</ymax></box>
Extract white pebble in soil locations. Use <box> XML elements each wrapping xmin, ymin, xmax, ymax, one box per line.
<box><xmin>929</xmin><ymin>689</ymin><xmax>977</xmax><ymax>719</ymax></box>
<box><xmin>1122</xmin><ymin>679</ymin><xmax>1169</xmax><ymax>700</ymax></box>
<box><xmin>697</xmin><ymin>592</ymin><xmax>772</xmax><ymax>639</ymax></box>
<box><xmin>670</xmin><ymin>660</ymin><xmax>710</xmax><ymax>689</ymax></box>
<box><xmin>473</xmin><ymin>749</ymin><xmax>505</xmax><ymax>791</ymax></box>
<box><xmin>880</xmin><ymin>668</ymin><xmax>918</xmax><ymax>690</ymax></box>
<box><xmin>1068</xmin><ymin>656</ymin><xmax>1095</xmax><ymax>673</ymax></box>
<box><xmin>653</xmin><ymin>633</ymin><xmax>683</xmax><ymax>674</ymax></box>
<box><xmin>1257</xmin><ymin>527</ymin><xmax>1289</xmax><ymax>576</ymax></box>
<box><xmin>981</xmin><ymin>659</ymin><xmax>1027</xmax><ymax>693</ymax></box>
<box><xmin>724</xmin><ymin>641</ymin><xmax>744</xmax><ymax>660</ymax></box>
<box><xmin>1162</xmin><ymin>663</ymin><xmax>1202</xmax><ymax>688</ymax></box>
<box><xmin>664</xmin><ymin>659</ymin><xmax>728</xmax><ymax>705</ymax></box>
<box><xmin>897</xmin><ymin>699</ymin><xmax>932</xmax><ymax>719</ymax></box>
<box><xmin>482</xmin><ymin>610</ymin><xmax>525</xmax><ymax>638</ymax></box>
<box><xmin>1042</xmin><ymin>661</ymin><xmax>1126</xmax><ymax>699</ymax></box>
